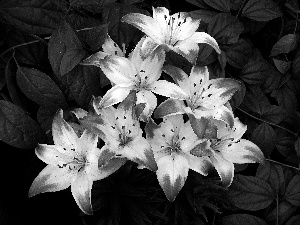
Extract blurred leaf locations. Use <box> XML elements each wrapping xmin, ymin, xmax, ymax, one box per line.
<box><xmin>262</xmin><ymin>67</ymin><xmax>288</xmax><ymax>93</ymax></box>
<box><xmin>271</xmin><ymin>80</ymin><xmax>298</xmax><ymax>110</ymax></box>
<box><xmin>228</xmin><ymin>174</ymin><xmax>275</xmax><ymax>211</ymax></box>
<box><xmin>273</xmin><ymin>59</ymin><xmax>291</xmax><ymax>74</ymax></box>
<box><xmin>276</xmin><ymin>135</ymin><xmax>295</xmax><ymax>157</ymax></box>
<box><xmin>292</xmin><ymin>48</ymin><xmax>300</xmax><ymax>77</ymax></box>
<box><xmin>241</xmin><ymin>0</ymin><xmax>282</xmax><ymax>22</ymax></box>
<box><xmin>284</xmin><ymin>175</ymin><xmax>300</xmax><ymax>206</ymax></box>
<box><xmin>256</xmin><ymin>161</ymin><xmax>284</xmax><ymax>193</ymax></box>
<box><xmin>250</xmin><ymin>123</ymin><xmax>276</xmax><ymax>157</ymax></box>
<box><xmin>185</xmin><ymin>0</ymin><xmax>211</xmax><ymax>8</ymax></box>
<box><xmin>207</xmin><ymin>13</ymin><xmax>244</xmax><ymax>44</ymax></box>
<box><xmin>48</xmin><ymin>21</ymin><xmax>85</xmax><ymax>76</ymax></box>
<box><xmin>295</xmin><ymin>138</ymin><xmax>300</xmax><ymax>156</ymax></box>
<box><xmin>102</xmin><ymin>3</ymin><xmax>147</xmax><ymax>47</ymax></box>
<box><xmin>16</xmin><ymin>67</ymin><xmax>68</xmax><ymax>108</ymax></box>
<box><xmin>6</xmin><ymin>30</ymin><xmax>45</xmax><ymax>66</ymax></box>
<box><xmin>266</xmin><ymin>201</ymin><xmax>297</xmax><ymax>225</ymax></box>
<box><xmin>203</xmin><ymin>0</ymin><xmax>230</xmax><ymax>12</ymax></box>
<box><xmin>230</xmin><ymin>79</ymin><xmax>245</xmax><ymax>108</ymax></box>
<box><xmin>0</xmin><ymin>100</ymin><xmax>45</xmax><ymax>149</ymax></box>
<box><xmin>286</xmin><ymin>215</ymin><xmax>300</xmax><ymax>225</ymax></box>
<box><xmin>68</xmin><ymin>65</ymin><xmax>103</xmax><ymax>108</ymax></box>
<box><xmin>0</xmin><ymin>0</ymin><xmax>64</xmax><ymax>34</ymax></box>
<box><xmin>5</xmin><ymin>57</ymin><xmax>24</xmax><ymax>108</ymax></box>
<box><xmin>239</xmin><ymin>58</ymin><xmax>269</xmax><ymax>84</ymax></box>
<box><xmin>230</xmin><ymin>0</ymin><xmax>244</xmax><ymax>10</ymax></box>
<box><xmin>224</xmin><ymin>39</ymin><xmax>253</xmax><ymax>69</ymax></box>
<box><xmin>270</xmin><ymin>34</ymin><xmax>298</xmax><ymax>57</ymax></box>
<box><xmin>188</xmin><ymin>9</ymin><xmax>219</xmax><ymax>24</ymax></box>
<box><xmin>223</xmin><ymin>214</ymin><xmax>267</xmax><ymax>225</ymax></box>
<box><xmin>70</xmin><ymin>0</ymin><xmax>116</xmax><ymax>13</ymax></box>
<box><xmin>37</xmin><ymin>106</ymin><xmax>58</xmax><ymax>133</ymax></box>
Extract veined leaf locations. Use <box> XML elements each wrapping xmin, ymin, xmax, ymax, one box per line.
<box><xmin>266</xmin><ymin>201</ymin><xmax>297</xmax><ymax>225</ymax></box>
<box><xmin>48</xmin><ymin>21</ymin><xmax>85</xmax><ymax>76</ymax></box>
<box><xmin>207</xmin><ymin>13</ymin><xmax>244</xmax><ymax>44</ymax></box>
<box><xmin>70</xmin><ymin>0</ymin><xmax>116</xmax><ymax>13</ymax></box>
<box><xmin>185</xmin><ymin>0</ymin><xmax>211</xmax><ymax>9</ymax></box>
<box><xmin>0</xmin><ymin>100</ymin><xmax>45</xmax><ymax>149</ymax></box>
<box><xmin>203</xmin><ymin>0</ymin><xmax>230</xmax><ymax>12</ymax></box>
<box><xmin>37</xmin><ymin>106</ymin><xmax>58</xmax><ymax>133</ymax></box>
<box><xmin>240</xmin><ymin>58</ymin><xmax>269</xmax><ymax>84</ymax></box>
<box><xmin>223</xmin><ymin>214</ymin><xmax>268</xmax><ymax>225</ymax></box>
<box><xmin>270</xmin><ymin>34</ymin><xmax>298</xmax><ymax>57</ymax></box>
<box><xmin>271</xmin><ymin>80</ymin><xmax>298</xmax><ymax>110</ymax></box>
<box><xmin>16</xmin><ymin>67</ymin><xmax>68</xmax><ymax>108</ymax></box>
<box><xmin>229</xmin><ymin>80</ymin><xmax>246</xmax><ymax>108</ymax></box>
<box><xmin>241</xmin><ymin>0</ymin><xmax>282</xmax><ymax>21</ymax></box>
<box><xmin>0</xmin><ymin>0</ymin><xmax>64</xmax><ymax>34</ymax></box>
<box><xmin>273</xmin><ymin>59</ymin><xmax>291</xmax><ymax>74</ymax></box>
<box><xmin>286</xmin><ymin>215</ymin><xmax>300</xmax><ymax>225</ymax></box>
<box><xmin>292</xmin><ymin>48</ymin><xmax>300</xmax><ymax>77</ymax></box>
<box><xmin>228</xmin><ymin>175</ymin><xmax>275</xmax><ymax>211</ymax></box>
<box><xmin>188</xmin><ymin>9</ymin><xmax>219</xmax><ymax>24</ymax></box>
<box><xmin>285</xmin><ymin>175</ymin><xmax>300</xmax><ymax>206</ymax></box>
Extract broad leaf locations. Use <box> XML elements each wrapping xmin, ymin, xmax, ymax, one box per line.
<box><xmin>185</xmin><ymin>0</ymin><xmax>211</xmax><ymax>8</ymax></box>
<box><xmin>271</xmin><ymin>80</ymin><xmax>298</xmax><ymax>110</ymax></box>
<box><xmin>270</xmin><ymin>34</ymin><xmax>298</xmax><ymax>57</ymax></box>
<box><xmin>0</xmin><ymin>100</ymin><xmax>45</xmax><ymax>149</ymax></box>
<box><xmin>266</xmin><ymin>201</ymin><xmax>297</xmax><ymax>225</ymax></box>
<box><xmin>276</xmin><ymin>135</ymin><xmax>294</xmax><ymax>157</ymax></box>
<box><xmin>203</xmin><ymin>0</ymin><xmax>230</xmax><ymax>12</ymax></box>
<box><xmin>240</xmin><ymin>58</ymin><xmax>269</xmax><ymax>84</ymax></box>
<box><xmin>207</xmin><ymin>13</ymin><xmax>244</xmax><ymax>44</ymax></box>
<box><xmin>224</xmin><ymin>39</ymin><xmax>253</xmax><ymax>69</ymax></box>
<box><xmin>250</xmin><ymin>123</ymin><xmax>276</xmax><ymax>157</ymax></box>
<box><xmin>295</xmin><ymin>138</ymin><xmax>300</xmax><ymax>156</ymax></box>
<box><xmin>228</xmin><ymin>175</ymin><xmax>275</xmax><ymax>211</ymax></box>
<box><xmin>256</xmin><ymin>161</ymin><xmax>284</xmax><ymax>193</ymax></box>
<box><xmin>70</xmin><ymin>0</ymin><xmax>116</xmax><ymax>13</ymax></box>
<box><xmin>292</xmin><ymin>49</ymin><xmax>300</xmax><ymax>77</ymax></box>
<box><xmin>48</xmin><ymin>21</ymin><xmax>85</xmax><ymax>76</ymax></box>
<box><xmin>284</xmin><ymin>175</ymin><xmax>300</xmax><ymax>206</ymax></box>
<box><xmin>241</xmin><ymin>0</ymin><xmax>282</xmax><ymax>21</ymax></box>
<box><xmin>188</xmin><ymin>9</ymin><xmax>219</xmax><ymax>24</ymax></box>
<box><xmin>229</xmin><ymin>80</ymin><xmax>245</xmax><ymax>108</ymax></box>
<box><xmin>223</xmin><ymin>214</ymin><xmax>267</xmax><ymax>225</ymax></box>
<box><xmin>273</xmin><ymin>59</ymin><xmax>291</xmax><ymax>74</ymax></box>
<box><xmin>0</xmin><ymin>0</ymin><xmax>64</xmax><ymax>34</ymax></box>
<box><xmin>37</xmin><ymin>106</ymin><xmax>58</xmax><ymax>133</ymax></box>
<box><xmin>16</xmin><ymin>67</ymin><xmax>68</xmax><ymax>108</ymax></box>
<box><xmin>286</xmin><ymin>215</ymin><xmax>300</xmax><ymax>225</ymax></box>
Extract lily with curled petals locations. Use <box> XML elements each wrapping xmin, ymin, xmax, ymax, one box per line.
<box><xmin>96</xmin><ymin>37</ymin><xmax>188</xmax><ymax>120</ymax></box>
<box><xmin>155</xmin><ymin>65</ymin><xmax>240</xmax><ymax>127</ymax></box>
<box><xmin>190</xmin><ymin>117</ymin><xmax>264</xmax><ymax>187</ymax></box>
<box><xmin>147</xmin><ymin>114</ymin><xmax>212</xmax><ymax>201</ymax></box>
<box><xmin>29</xmin><ymin>110</ymin><xmax>124</xmax><ymax>215</ymax></box>
<box><xmin>122</xmin><ymin>7</ymin><xmax>220</xmax><ymax>64</ymax></box>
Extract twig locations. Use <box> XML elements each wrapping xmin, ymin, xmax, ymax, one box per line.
<box><xmin>0</xmin><ymin>40</ymin><xmax>40</xmax><ymax>59</ymax></box>
<box><xmin>265</xmin><ymin>158</ymin><xmax>300</xmax><ymax>171</ymax></box>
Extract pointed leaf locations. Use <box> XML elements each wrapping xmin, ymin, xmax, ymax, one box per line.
<box><xmin>292</xmin><ymin>49</ymin><xmax>300</xmax><ymax>77</ymax></box>
<box><xmin>286</xmin><ymin>215</ymin><xmax>300</xmax><ymax>225</ymax></box>
<box><xmin>203</xmin><ymin>0</ymin><xmax>230</xmax><ymax>12</ymax></box>
<box><xmin>270</xmin><ymin>34</ymin><xmax>298</xmax><ymax>57</ymax></box>
<box><xmin>154</xmin><ymin>99</ymin><xmax>185</xmax><ymax>118</ymax></box>
<box><xmin>241</xmin><ymin>0</ymin><xmax>282</xmax><ymax>21</ymax></box>
<box><xmin>48</xmin><ymin>21</ymin><xmax>85</xmax><ymax>76</ymax></box>
<box><xmin>240</xmin><ymin>58</ymin><xmax>269</xmax><ymax>84</ymax></box>
<box><xmin>285</xmin><ymin>175</ymin><xmax>300</xmax><ymax>206</ymax></box>
<box><xmin>0</xmin><ymin>100</ymin><xmax>45</xmax><ymax>149</ymax></box>
<box><xmin>16</xmin><ymin>67</ymin><xmax>68</xmax><ymax>108</ymax></box>
<box><xmin>189</xmin><ymin>9</ymin><xmax>219</xmax><ymax>24</ymax></box>
<box><xmin>223</xmin><ymin>214</ymin><xmax>268</xmax><ymax>225</ymax></box>
<box><xmin>228</xmin><ymin>175</ymin><xmax>275</xmax><ymax>211</ymax></box>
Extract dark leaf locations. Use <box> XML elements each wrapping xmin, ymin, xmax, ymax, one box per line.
<box><xmin>0</xmin><ymin>0</ymin><xmax>64</xmax><ymax>34</ymax></box>
<box><xmin>207</xmin><ymin>13</ymin><xmax>244</xmax><ymax>44</ymax></box>
<box><xmin>241</xmin><ymin>0</ymin><xmax>282</xmax><ymax>22</ymax></box>
<box><xmin>0</xmin><ymin>100</ymin><xmax>45</xmax><ymax>149</ymax></box>
<box><xmin>185</xmin><ymin>0</ymin><xmax>211</xmax><ymax>8</ymax></box>
<box><xmin>188</xmin><ymin>9</ymin><xmax>219</xmax><ymax>24</ymax></box>
<box><xmin>250</xmin><ymin>123</ymin><xmax>276</xmax><ymax>157</ymax></box>
<box><xmin>229</xmin><ymin>79</ymin><xmax>246</xmax><ymax>108</ymax></box>
<box><xmin>203</xmin><ymin>0</ymin><xmax>230</xmax><ymax>12</ymax></box>
<box><xmin>286</xmin><ymin>215</ymin><xmax>300</xmax><ymax>225</ymax></box>
<box><xmin>37</xmin><ymin>106</ymin><xmax>58</xmax><ymax>133</ymax></box>
<box><xmin>70</xmin><ymin>0</ymin><xmax>116</xmax><ymax>13</ymax></box>
<box><xmin>295</xmin><ymin>138</ymin><xmax>300</xmax><ymax>156</ymax></box>
<box><xmin>273</xmin><ymin>59</ymin><xmax>291</xmax><ymax>74</ymax></box>
<box><xmin>276</xmin><ymin>135</ymin><xmax>295</xmax><ymax>157</ymax></box>
<box><xmin>270</xmin><ymin>34</ymin><xmax>298</xmax><ymax>57</ymax></box>
<box><xmin>224</xmin><ymin>39</ymin><xmax>253</xmax><ymax>69</ymax></box>
<box><xmin>239</xmin><ymin>58</ymin><xmax>269</xmax><ymax>84</ymax></box>
<box><xmin>16</xmin><ymin>67</ymin><xmax>68</xmax><ymax>108</ymax></box>
<box><xmin>228</xmin><ymin>174</ymin><xmax>275</xmax><ymax>211</ymax></box>
<box><xmin>230</xmin><ymin>0</ymin><xmax>244</xmax><ymax>10</ymax></box>
<box><xmin>48</xmin><ymin>21</ymin><xmax>85</xmax><ymax>76</ymax></box>
<box><xmin>284</xmin><ymin>175</ymin><xmax>300</xmax><ymax>206</ymax></box>
<box><xmin>271</xmin><ymin>80</ymin><xmax>298</xmax><ymax>110</ymax></box>
<box><xmin>223</xmin><ymin>214</ymin><xmax>268</xmax><ymax>225</ymax></box>
<box><xmin>256</xmin><ymin>161</ymin><xmax>284</xmax><ymax>193</ymax></box>
<box><xmin>189</xmin><ymin>114</ymin><xmax>210</xmax><ymax>139</ymax></box>
<box><xmin>292</xmin><ymin>48</ymin><xmax>300</xmax><ymax>77</ymax></box>
<box><xmin>266</xmin><ymin>201</ymin><xmax>297</xmax><ymax>225</ymax></box>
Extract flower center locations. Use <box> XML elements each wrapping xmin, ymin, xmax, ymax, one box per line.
<box><xmin>119</xmin><ymin>133</ymin><xmax>132</xmax><ymax>147</ymax></box>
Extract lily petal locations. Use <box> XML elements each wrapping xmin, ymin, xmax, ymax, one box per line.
<box><xmin>129</xmin><ymin>36</ymin><xmax>146</xmax><ymax>69</ymax></box>
<box><xmin>140</xmin><ymin>36</ymin><xmax>160</xmax><ymax>58</ymax></box>
<box><xmin>179</xmin><ymin>120</ymin><xmax>200</xmax><ymax>151</ymax></box>
<box><xmin>210</xmin><ymin>153</ymin><xmax>234</xmax><ymax>187</ymax></box>
<box><xmin>122</xmin><ymin>13</ymin><xmax>164</xmax><ymax>44</ymax></box>
<box><xmin>163</xmin><ymin>114</ymin><xmax>184</xmax><ymax>137</ymax></box>
<box><xmin>162</xmin><ymin>65</ymin><xmax>188</xmax><ymax>84</ymax></box>
<box><xmin>99</xmin><ymin>56</ymin><xmax>136</xmax><ymax>86</ymax></box>
<box><xmin>29</xmin><ymin>164</ymin><xmax>75</xmax><ymax>197</ymax></box>
<box><xmin>184</xmin><ymin>32</ymin><xmax>221</xmax><ymax>54</ymax></box>
<box><xmin>174</xmin><ymin>15</ymin><xmax>200</xmax><ymax>41</ymax></box>
<box><xmin>95</xmin><ymin>157</ymin><xmax>126</xmax><ymax>180</ymax></box>
<box><xmin>81</xmin><ymin>51</ymin><xmax>108</xmax><ymax>66</ymax></box>
<box><xmin>218</xmin><ymin>139</ymin><xmax>264</xmax><ymax>164</ymax></box>
<box><xmin>78</xmin><ymin>130</ymin><xmax>98</xmax><ymax>158</ymax></box>
<box><xmin>99</xmin><ymin>85</ymin><xmax>132</xmax><ymax>109</ymax></box>
<box><xmin>171</xmin><ymin>41</ymin><xmax>199</xmax><ymax>64</ymax></box>
<box><xmin>151</xmin><ymin>80</ymin><xmax>189</xmax><ymax>99</ymax></box>
<box><xmin>136</xmin><ymin>90</ymin><xmax>157</xmax><ymax>120</ymax></box>
<box><xmin>152</xmin><ymin>7</ymin><xmax>170</xmax><ymax>37</ymax></box>
<box><xmin>154</xmin><ymin>98</ymin><xmax>185</xmax><ymax>118</ymax></box>
<box><xmin>52</xmin><ymin>110</ymin><xmax>79</xmax><ymax>156</ymax></box>
<box><xmin>102</xmin><ymin>35</ymin><xmax>124</xmax><ymax>56</ymax></box>
<box><xmin>200</xmin><ymin>78</ymin><xmax>240</xmax><ymax>109</ymax></box>
<box><xmin>71</xmin><ymin>170</ymin><xmax>93</xmax><ymax>215</ymax></box>
<box><xmin>156</xmin><ymin>154</ymin><xmax>189</xmax><ymax>201</ymax></box>
<box><xmin>213</xmin><ymin>117</ymin><xmax>247</xmax><ymax>140</ymax></box>
<box><xmin>186</xmin><ymin>154</ymin><xmax>211</xmax><ymax>175</ymax></box>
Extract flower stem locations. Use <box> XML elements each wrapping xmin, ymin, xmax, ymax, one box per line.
<box><xmin>265</xmin><ymin>158</ymin><xmax>300</xmax><ymax>171</ymax></box>
<box><xmin>0</xmin><ymin>40</ymin><xmax>40</xmax><ymax>59</ymax></box>
<box><xmin>236</xmin><ymin>107</ymin><xmax>299</xmax><ymax>138</ymax></box>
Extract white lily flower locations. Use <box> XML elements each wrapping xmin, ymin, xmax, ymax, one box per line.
<box><xmin>29</xmin><ymin>110</ymin><xmax>124</xmax><ymax>215</ymax></box>
<box><xmin>155</xmin><ymin>65</ymin><xmax>240</xmax><ymax>127</ymax></box>
<box><xmin>122</xmin><ymin>7</ymin><xmax>220</xmax><ymax>64</ymax></box>
<box><xmin>96</xmin><ymin>37</ymin><xmax>188</xmax><ymax>120</ymax></box>
<box><xmin>147</xmin><ymin>114</ymin><xmax>212</xmax><ymax>201</ymax></box>
<box><xmin>81</xmin><ymin>34</ymin><xmax>126</xmax><ymax>67</ymax></box>
<box><xmin>190</xmin><ymin>117</ymin><xmax>264</xmax><ymax>187</ymax></box>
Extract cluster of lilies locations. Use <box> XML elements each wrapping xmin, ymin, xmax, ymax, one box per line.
<box><xmin>28</xmin><ymin>7</ymin><xmax>264</xmax><ymax>215</ymax></box>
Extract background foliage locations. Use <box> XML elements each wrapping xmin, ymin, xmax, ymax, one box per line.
<box><xmin>0</xmin><ymin>0</ymin><xmax>299</xmax><ymax>224</ymax></box>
